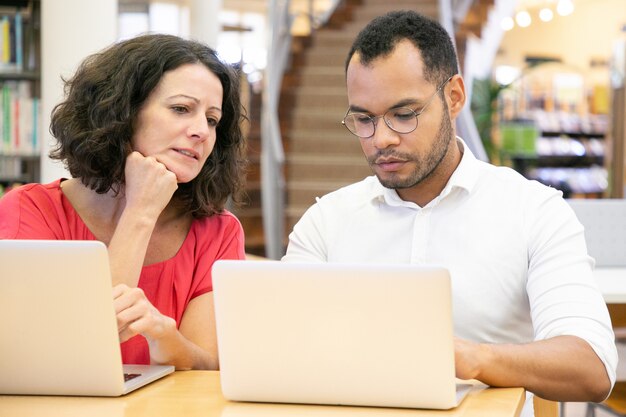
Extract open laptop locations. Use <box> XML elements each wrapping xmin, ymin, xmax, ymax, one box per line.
<box><xmin>212</xmin><ymin>260</ymin><xmax>472</xmax><ymax>410</ymax></box>
<box><xmin>0</xmin><ymin>240</ymin><xmax>174</xmax><ymax>396</ymax></box>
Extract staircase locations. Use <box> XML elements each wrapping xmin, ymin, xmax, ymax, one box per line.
<box><xmin>233</xmin><ymin>0</ymin><xmax>496</xmax><ymax>256</ymax></box>
<box><xmin>281</xmin><ymin>0</ymin><xmax>440</xmax><ymax>235</ymax></box>
<box><xmin>234</xmin><ymin>87</ymin><xmax>264</xmax><ymax>256</ymax></box>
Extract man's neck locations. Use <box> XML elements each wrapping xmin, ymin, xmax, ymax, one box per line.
<box><xmin>396</xmin><ymin>139</ymin><xmax>463</xmax><ymax>207</ymax></box>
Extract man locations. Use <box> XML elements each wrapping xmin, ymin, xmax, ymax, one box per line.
<box><xmin>283</xmin><ymin>10</ymin><xmax>616</xmax><ymax>413</ymax></box>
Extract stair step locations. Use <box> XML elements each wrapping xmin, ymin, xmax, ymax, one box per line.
<box><xmin>303</xmin><ymin>51</ymin><xmax>350</xmax><ymax>66</ymax></box>
<box><xmin>296</xmin><ymin>66</ymin><xmax>345</xmax><ymax>76</ymax></box>
<box><xmin>287</xmin><ymin>154</ymin><xmax>371</xmax><ymax>181</ymax></box>
<box><xmin>287</xmin><ymin>179</ymin><xmax>360</xmax><ymax>207</ymax></box>
<box><xmin>291</xmin><ymin>72</ymin><xmax>346</xmax><ymax>87</ymax></box>
<box><xmin>292</xmin><ymin>86</ymin><xmax>347</xmax><ymax>95</ymax></box>
<box><xmin>289</xmin><ymin>132</ymin><xmax>362</xmax><ymax>155</ymax></box>
<box><xmin>313</xmin><ymin>36</ymin><xmax>356</xmax><ymax>49</ymax></box>
<box><xmin>305</xmin><ymin>46</ymin><xmax>352</xmax><ymax>59</ymax></box>
<box><xmin>273</xmin><ymin>0</ymin><xmax>442</xmax><ymax>251</ymax></box>
<box><xmin>287</xmin><ymin>86</ymin><xmax>348</xmax><ymax>108</ymax></box>
<box><xmin>287</xmin><ymin>125</ymin><xmax>349</xmax><ymax>137</ymax></box>
<box><xmin>290</xmin><ymin>118</ymin><xmax>345</xmax><ymax>130</ymax></box>
<box><xmin>295</xmin><ymin>94</ymin><xmax>347</xmax><ymax>108</ymax></box>
<box><xmin>288</xmin><ymin>66</ymin><xmax>346</xmax><ymax>86</ymax></box>
<box><xmin>289</xmin><ymin>107</ymin><xmax>347</xmax><ymax>129</ymax></box>
<box><xmin>290</xmin><ymin>128</ymin><xmax>354</xmax><ymax>138</ymax></box>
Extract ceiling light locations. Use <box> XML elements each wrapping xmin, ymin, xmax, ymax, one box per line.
<box><xmin>539</xmin><ymin>7</ymin><xmax>554</xmax><ymax>22</ymax></box>
<box><xmin>556</xmin><ymin>0</ymin><xmax>574</xmax><ymax>16</ymax></box>
<box><xmin>501</xmin><ymin>16</ymin><xmax>514</xmax><ymax>31</ymax></box>
<box><xmin>515</xmin><ymin>10</ymin><xmax>532</xmax><ymax>28</ymax></box>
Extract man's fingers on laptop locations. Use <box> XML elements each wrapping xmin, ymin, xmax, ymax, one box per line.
<box><xmin>454</xmin><ymin>337</ymin><xmax>486</xmax><ymax>380</ymax></box>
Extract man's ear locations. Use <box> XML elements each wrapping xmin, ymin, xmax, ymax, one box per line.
<box><xmin>446</xmin><ymin>75</ymin><xmax>466</xmax><ymax>120</ymax></box>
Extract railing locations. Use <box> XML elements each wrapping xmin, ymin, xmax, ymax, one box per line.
<box><xmin>261</xmin><ymin>0</ymin><xmax>291</xmax><ymax>260</ymax></box>
<box><xmin>262</xmin><ymin>0</ymin><xmax>342</xmax><ymax>259</ymax></box>
<box><xmin>439</xmin><ymin>0</ymin><xmax>489</xmax><ymax>162</ymax></box>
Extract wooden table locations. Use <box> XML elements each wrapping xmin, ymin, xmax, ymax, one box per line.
<box><xmin>0</xmin><ymin>371</ymin><xmax>525</xmax><ymax>417</ymax></box>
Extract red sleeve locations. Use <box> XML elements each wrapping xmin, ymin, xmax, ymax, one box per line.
<box><xmin>190</xmin><ymin>211</ymin><xmax>245</xmax><ymax>298</ymax></box>
<box><xmin>0</xmin><ymin>183</ymin><xmax>65</xmax><ymax>239</ymax></box>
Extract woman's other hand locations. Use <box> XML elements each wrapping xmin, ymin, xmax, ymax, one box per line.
<box><xmin>113</xmin><ymin>283</ymin><xmax>176</xmax><ymax>344</ymax></box>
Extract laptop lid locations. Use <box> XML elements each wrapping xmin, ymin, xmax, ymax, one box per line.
<box><xmin>213</xmin><ymin>260</ymin><xmax>465</xmax><ymax>410</ymax></box>
<box><xmin>0</xmin><ymin>240</ymin><xmax>173</xmax><ymax>396</ymax></box>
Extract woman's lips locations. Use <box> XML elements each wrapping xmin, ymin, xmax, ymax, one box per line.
<box><xmin>173</xmin><ymin>148</ymin><xmax>199</xmax><ymax>160</ymax></box>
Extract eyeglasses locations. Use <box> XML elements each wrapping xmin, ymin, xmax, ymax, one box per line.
<box><xmin>341</xmin><ymin>76</ymin><xmax>453</xmax><ymax>139</ymax></box>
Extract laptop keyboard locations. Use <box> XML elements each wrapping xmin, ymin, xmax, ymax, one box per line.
<box><xmin>124</xmin><ymin>373</ymin><xmax>142</xmax><ymax>382</ymax></box>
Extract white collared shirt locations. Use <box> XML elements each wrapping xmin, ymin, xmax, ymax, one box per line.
<box><xmin>284</xmin><ymin>139</ymin><xmax>617</xmax><ymax>392</ymax></box>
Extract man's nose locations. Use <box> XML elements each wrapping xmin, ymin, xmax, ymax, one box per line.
<box><xmin>371</xmin><ymin>117</ymin><xmax>401</xmax><ymax>149</ymax></box>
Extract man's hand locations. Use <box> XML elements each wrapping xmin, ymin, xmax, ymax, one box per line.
<box><xmin>453</xmin><ymin>335</ymin><xmax>611</xmax><ymax>402</ymax></box>
<box><xmin>455</xmin><ymin>336</ymin><xmax>489</xmax><ymax>380</ymax></box>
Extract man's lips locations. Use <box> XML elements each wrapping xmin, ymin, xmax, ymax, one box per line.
<box><xmin>375</xmin><ymin>158</ymin><xmax>407</xmax><ymax>172</ymax></box>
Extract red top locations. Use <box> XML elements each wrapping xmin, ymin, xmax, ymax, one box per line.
<box><xmin>0</xmin><ymin>179</ymin><xmax>246</xmax><ymax>364</ymax></box>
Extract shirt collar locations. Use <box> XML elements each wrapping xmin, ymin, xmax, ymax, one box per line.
<box><xmin>369</xmin><ymin>137</ymin><xmax>481</xmax><ymax>208</ymax></box>
<box><xmin>444</xmin><ymin>137</ymin><xmax>480</xmax><ymax>195</ymax></box>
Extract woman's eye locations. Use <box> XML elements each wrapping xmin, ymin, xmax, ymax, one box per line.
<box><xmin>172</xmin><ymin>105</ymin><xmax>188</xmax><ymax>113</ymax></box>
<box><xmin>207</xmin><ymin>117</ymin><xmax>219</xmax><ymax>127</ymax></box>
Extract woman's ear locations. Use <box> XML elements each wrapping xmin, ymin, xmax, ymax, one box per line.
<box><xmin>446</xmin><ymin>75</ymin><xmax>466</xmax><ymax>120</ymax></box>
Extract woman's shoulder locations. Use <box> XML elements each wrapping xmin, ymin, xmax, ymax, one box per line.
<box><xmin>189</xmin><ymin>210</ymin><xmax>243</xmax><ymax>244</ymax></box>
<box><xmin>193</xmin><ymin>209</ymin><xmax>243</xmax><ymax>231</ymax></box>
<box><xmin>0</xmin><ymin>179</ymin><xmax>69</xmax><ymax>239</ymax></box>
<box><xmin>0</xmin><ymin>179</ymin><xmax>64</xmax><ymax>208</ymax></box>
<box><xmin>188</xmin><ymin>210</ymin><xmax>245</xmax><ymax>257</ymax></box>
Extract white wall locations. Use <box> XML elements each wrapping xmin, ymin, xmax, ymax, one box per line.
<box><xmin>41</xmin><ymin>0</ymin><xmax>117</xmax><ymax>183</ymax></box>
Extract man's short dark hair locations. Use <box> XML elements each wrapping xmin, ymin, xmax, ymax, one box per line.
<box><xmin>346</xmin><ymin>10</ymin><xmax>459</xmax><ymax>86</ymax></box>
<box><xmin>50</xmin><ymin>33</ymin><xmax>247</xmax><ymax>218</ymax></box>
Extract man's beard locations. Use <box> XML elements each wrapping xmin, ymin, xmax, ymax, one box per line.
<box><xmin>367</xmin><ymin>100</ymin><xmax>454</xmax><ymax>190</ymax></box>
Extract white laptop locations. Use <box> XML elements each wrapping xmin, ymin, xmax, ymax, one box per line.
<box><xmin>212</xmin><ymin>260</ymin><xmax>472</xmax><ymax>410</ymax></box>
<box><xmin>0</xmin><ymin>240</ymin><xmax>174</xmax><ymax>396</ymax></box>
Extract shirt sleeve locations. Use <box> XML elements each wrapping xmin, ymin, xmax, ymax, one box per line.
<box><xmin>525</xmin><ymin>189</ymin><xmax>617</xmax><ymax>389</ymax></box>
<box><xmin>283</xmin><ymin>198</ymin><xmax>328</xmax><ymax>262</ymax></box>
<box><xmin>190</xmin><ymin>212</ymin><xmax>245</xmax><ymax>298</ymax></box>
<box><xmin>0</xmin><ymin>185</ymin><xmax>61</xmax><ymax>239</ymax></box>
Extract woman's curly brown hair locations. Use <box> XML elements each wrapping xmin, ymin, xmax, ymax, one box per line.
<box><xmin>49</xmin><ymin>33</ymin><xmax>247</xmax><ymax>218</ymax></box>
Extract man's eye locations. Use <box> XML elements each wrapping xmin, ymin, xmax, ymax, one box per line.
<box><xmin>393</xmin><ymin>111</ymin><xmax>415</xmax><ymax>120</ymax></box>
<box><xmin>354</xmin><ymin>114</ymin><xmax>372</xmax><ymax>124</ymax></box>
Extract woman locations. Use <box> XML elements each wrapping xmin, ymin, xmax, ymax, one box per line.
<box><xmin>0</xmin><ymin>34</ymin><xmax>247</xmax><ymax>370</ymax></box>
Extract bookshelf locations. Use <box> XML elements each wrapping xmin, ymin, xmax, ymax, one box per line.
<box><xmin>0</xmin><ymin>0</ymin><xmax>40</xmax><ymax>197</ymax></box>
<box><xmin>498</xmin><ymin>63</ymin><xmax>610</xmax><ymax>198</ymax></box>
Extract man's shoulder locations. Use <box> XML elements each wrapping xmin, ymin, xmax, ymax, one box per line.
<box><xmin>316</xmin><ymin>176</ymin><xmax>380</xmax><ymax>206</ymax></box>
<box><xmin>477</xmin><ymin>161</ymin><xmax>561</xmax><ymax>199</ymax></box>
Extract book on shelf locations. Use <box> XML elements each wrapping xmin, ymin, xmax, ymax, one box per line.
<box><xmin>0</xmin><ymin>9</ymin><xmax>26</xmax><ymax>73</ymax></box>
<box><xmin>0</xmin><ymin>80</ymin><xmax>40</xmax><ymax>155</ymax></box>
